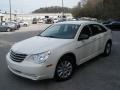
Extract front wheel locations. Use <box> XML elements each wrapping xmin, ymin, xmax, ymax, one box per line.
<box><xmin>6</xmin><ymin>28</ymin><xmax>11</xmax><ymax>32</ymax></box>
<box><xmin>54</xmin><ymin>56</ymin><xmax>75</xmax><ymax>81</ymax></box>
<box><xmin>24</xmin><ymin>24</ymin><xmax>27</xmax><ymax>27</ymax></box>
<box><xmin>103</xmin><ymin>41</ymin><xmax>112</xmax><ymax>56</ymax></box>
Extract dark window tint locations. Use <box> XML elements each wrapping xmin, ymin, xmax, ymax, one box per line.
<box><xmin>79</xmin><ymin>25</ymin><xmax>92</xmax><ymax>37</ymax></box>
<box><xmin>89</xmin><ymin>24</ymin><xmax>106</xmax><ymax>36</ymax></box>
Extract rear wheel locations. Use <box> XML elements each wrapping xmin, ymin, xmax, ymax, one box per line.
<box><xmin>54</xmin><ymin>56</ymin><xmax>75</xmax><ymax>81</ymax></box>
<box><xmin>103</xmin><ymin>41</ymin><xmax>112</xmax><ymax>56</ymax></box>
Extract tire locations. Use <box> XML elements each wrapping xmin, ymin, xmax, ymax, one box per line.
<box><xmin>17</xmin><ymin>27</ymin><xmax>19</xmax><ymax>30</ymax></box>
<box><xmin>6</xmin><ymin>28</ymin><xmax>11</xmax><ymax>32</ymax></box>
<box><xmin>103</xmin><ymin>41</ymin><xmax>112</xmax><ymax>56</ymax></box>
<box><xmin>24</xmin><ymin>24</ymin><xmax>27</xmax><ymax>27</ymax></box>
<box><xmin>54</xmin><ymin>56</ymin><xmax>75</xmax><ymax>81</ymax></box>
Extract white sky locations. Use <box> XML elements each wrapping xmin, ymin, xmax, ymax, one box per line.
<box><xmin>0</xmin><ymin>0</ymin><xmax>82</xmax><ymax>13</ymax></box>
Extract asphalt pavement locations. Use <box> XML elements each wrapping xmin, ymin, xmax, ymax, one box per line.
<box><xmin>0</xmin><ymin>24</ymin><xmax>120</xmax><ymax>90</ymax></box>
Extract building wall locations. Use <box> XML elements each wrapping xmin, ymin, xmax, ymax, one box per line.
<box><xmin>0</xmin><ymin>13</ymin><xmax>5</xmax><ymax>22</ymax></box>
<box><xmin>2</xmin><ymin>13</ymin><xmax>72</xmax><ymax>21</ymax></box>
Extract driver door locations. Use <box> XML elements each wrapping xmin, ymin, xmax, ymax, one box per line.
<box><xmin>75</xmin><ymin>25</ymin><xmax>94</xmax><ymax>64</ymax></box>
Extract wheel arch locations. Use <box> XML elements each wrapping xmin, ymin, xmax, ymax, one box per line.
<box><xmin>54</xmin><ymin>52</ymin><xmax>77</xmax><ymax>80</ymax></box>
<box><xmin>104</xmin><ymin>39</ymin><xmax>112</xmax><ymax>50</ymax></box>
<box><xmin>107</xmin><ymin>39</ymin><xmax>112</xmax><ymax>45</ymax></box>
<box><xmin>6</xmin><ymin>27</ymin><xmax>11</xmax><ymax>32</ymax></box>
<box><xmin>59</xmin><ymin>53</ymin><xmax>76</xmax><ymax>65</ymax></box>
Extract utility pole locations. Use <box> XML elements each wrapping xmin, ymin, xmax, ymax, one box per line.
<box><xmin>9</xmin><ymin>0</ymin><xmax>12</xmax><ymax>21</ymax></box>
<box><xmin>62</xmin><ymin>0</ymin><xmax>64</xmax><ymax>17</ymax></box>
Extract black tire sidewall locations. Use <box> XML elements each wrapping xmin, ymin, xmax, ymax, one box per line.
<box><xmin>24</xmin><ymin>24</ymin><xmax>27</xmax><ymax>27</ymax></box>
<box><xmin>54</xmin><ymin>56</ymin><xmax>75</xmax><ymax>81</ymax></box>
<box><xmin>104</xmin><ymin>42</ymin><xmax>112</xmax><ymax>56</ymax></box>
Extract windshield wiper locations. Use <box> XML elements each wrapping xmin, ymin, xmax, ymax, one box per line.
<box><xmin>39</xmin><ymin>35</ymin><xmax>60</xmax><ymax>38</ymax></box>
<box><xmin>43</xmin><ymin>36</ymin><xmax>57</xmax><ymax>38</ymax></box>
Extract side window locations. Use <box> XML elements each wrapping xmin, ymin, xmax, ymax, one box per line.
<box><xmin>79</xmin><ymin>25</ymin><xmax>92</xmax><ymax>37</ymax></box>
<box><xmin>99</xmin><ymin>25</ymin><xmax>107</xmax><ymax>32</ymax></box>
<box><xmin>89</xmin><ymin>24</ymin><xmax>106</xmax><ymax>36</ymax></box>
<box><xmin>89</xmin><ymin>25</ymin><xmax>99</xmax><ymax>36</ymax></box>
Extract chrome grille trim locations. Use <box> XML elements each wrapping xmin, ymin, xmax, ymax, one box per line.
<box><xmin>10</xmin><ymin>50</ymin><xmax>27</xmax><ymax>62</ymax></box>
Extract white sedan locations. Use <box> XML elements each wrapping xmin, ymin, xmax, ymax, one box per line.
<box><xmin>19</xmin><ymin>21</ymin><xmax>29</xmax><ymax>27</ymax></box>
<box><xmin>6</xmin><ymin>21</ymin><xmax>112</xmax><ymax>81</ymax></box>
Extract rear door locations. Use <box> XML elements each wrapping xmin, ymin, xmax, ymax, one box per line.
<box><xmin>93</xmin><ymin>24</ymin><xmax>107</xmax><ymax>50</ymax></box>
<box><xmin>88</xmin><ymin>24</ymin><xmax>101</xmax><ymax>54</ymax></box>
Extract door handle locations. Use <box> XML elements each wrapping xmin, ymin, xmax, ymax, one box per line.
<box><xmin>94</xmin><ymin>37</ymin><xmax>101</xmax><ymax>40</ymax></box>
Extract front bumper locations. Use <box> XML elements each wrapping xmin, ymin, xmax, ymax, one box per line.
<box><xmin>8</xmin><ymin>65</ymin><xmax>46</xmax><ymax>80</ymax></box>
<box><xmin>6</xmin><ymin>53</ymin><xmax>54</xmax><ymax>80</ymax></box>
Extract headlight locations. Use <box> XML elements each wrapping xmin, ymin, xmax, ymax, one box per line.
<box><xmin>27</xmin><ymin>51</ymin><xmax>51</xmax><ymax>64</ymax></box>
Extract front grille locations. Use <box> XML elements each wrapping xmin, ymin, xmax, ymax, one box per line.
<box><xmin>10</xmin><ymin>50</ymin><xmax>27</xmax><ymax>62</ymax></box>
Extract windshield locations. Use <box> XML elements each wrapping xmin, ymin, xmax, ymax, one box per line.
<box><xmin>40</xmin><ymin>24</ymin><xmax>80</xmax><ymax>39</ymax></box>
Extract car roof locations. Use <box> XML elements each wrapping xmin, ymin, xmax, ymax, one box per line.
<box><xmin>56</xmin><ymin>20</ymin><xmax>99</xmax><ymax>25</ymax></box>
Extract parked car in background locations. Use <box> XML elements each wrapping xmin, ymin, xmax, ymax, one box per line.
<box><xmin>53</xmin><ymin>18</ymin><xmax>59</xmax><ymax>23</ymax></box>
<box><xmin>0</xmin><ymin>22</ymin><xmax>15</xmax><ymax>32</ymax></box>
<box><xmin>104</xmin><ymin>21</ymin><xmax>120</xmax><ymax>29</ymax></box>
<box><xmin>6</xmin><ymin>22</ymin><xmax>18</xmax><ymax>30</ymax></box>
<box><xmin>38</xmin><ymin>18</ymin><xmax>44</xmax><ymax>23</ymax></box>
<box><xmin>32</xmin><ymin>18</ymin><xmax>38</xmax><ymax>24</ymax></box>
<box><xmin>44</xmin><ymin>18</ymin><xmax>54</xmax><ymax>24</ymax></box>
<box><xmin>56</xmin><ymin>18</ymin><xmax>66</xmax><ymax>23</ymax></box>
<box><xmin>19</xmin><ymin>21</ymin><xmax>29</xmax><ymax>27</ymax></box>
<box><xmin>11</xmin><ymin>21</ymin><xmax>20</xmax><ymax>30</ymax></box>
<box><xmin>102</xmin><ymin>20</ymin><xmax>111</xmax><ymax>25</ymax></box>
<box><xmin>6</xmin><ymin>21</ymin><xmax>112</xmax><ymax>81</ymax></box>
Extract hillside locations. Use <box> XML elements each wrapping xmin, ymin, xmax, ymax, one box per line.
<box><xmin>32</xmin><ymin>6</ymin><xmax>72</xmax><ymax>13</ymax></box>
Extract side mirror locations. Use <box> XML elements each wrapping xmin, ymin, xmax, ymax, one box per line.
<box><xmin>78</xmin><ymin>34</ymin><xmax>89</xmax><ymax>41</ymax></box>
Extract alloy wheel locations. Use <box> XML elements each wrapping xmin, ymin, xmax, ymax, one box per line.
<box><xmin>56</xmin><ymin>60</ymin><xmax>73</xmax><ymax>79</ymax></box>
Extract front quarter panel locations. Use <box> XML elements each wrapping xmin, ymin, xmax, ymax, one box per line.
<box><xmin>46</xmin><ymin>40</ymin><xmax>77</xmax><ymax>77</ymax></box>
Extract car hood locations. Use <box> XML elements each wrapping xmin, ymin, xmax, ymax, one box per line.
<box><xmin>0</xmin><ymin>25</ymin><xmax>8</xmax><ymax>28</ymax></box>
<box><xmin>11</xmin><ymin>36</ymin><xmax>73</xmax><ymax>55</ymax></box>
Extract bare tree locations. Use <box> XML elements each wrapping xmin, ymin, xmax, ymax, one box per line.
<box><xmin>72</xmin><ymin>0</ymin><xmax>120</xmax><ymax>19</ymax></box>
